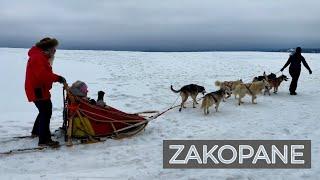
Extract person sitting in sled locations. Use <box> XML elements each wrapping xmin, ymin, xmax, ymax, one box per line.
<box><xmin>70</xmin><ymin>81</ymin><xmax>108</xmax><ymax>108</ymax></box>
<box><xmin>280</xmin><ymin>47</ymin><xmax>312</xmax><ymax>95</ymax></box>
<box><xmin>25</xmin><ymin>37</ymin><xmax>66</xmax><ymax>147</ymax></box>
<box><xmin>70</xmin><ymin>81</ymin><xmax>96</xmax><ymax>105</ymax></box>
<box><xmin>96</xmin><ymin>91</ymin><xmax>108</xmax><ymax>107</ymax></box>
<box><xmin>70</xmin><ymin>81</ymin><xmax>89</xmax><ymax>98</ymax></box>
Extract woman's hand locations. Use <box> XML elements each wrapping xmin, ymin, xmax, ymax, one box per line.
<box><xmin>58</xmin><ymin>76</ymin><xmax>66</xmax><ymax>84</ymax></box>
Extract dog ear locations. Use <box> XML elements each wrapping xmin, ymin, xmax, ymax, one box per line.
<box><xmin>264</xmin><ymin>72</ymin><xmax>268</xmax><ymax>81</ymax></box>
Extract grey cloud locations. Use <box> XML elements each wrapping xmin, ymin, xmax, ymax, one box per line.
<box><xmin>0</xmin><ymin>0</ymin><xmax>319</xmax><ymax>51</ymax></box>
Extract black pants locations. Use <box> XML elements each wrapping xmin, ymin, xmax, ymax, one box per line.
<box><xmin>31</xmin><ymin>99</ymin><xmax>52</xmax><ymax>144</ymax></box>
<box><xmin>289</xmin><ymin>68</ymin><xmax>301</xmax><ymax>93</ymax></box>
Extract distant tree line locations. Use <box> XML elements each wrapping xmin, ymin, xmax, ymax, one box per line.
<box><xmin>270</xmin><ymin>48</ymin><xmax>320</xmax><ymax>53</ymax></box>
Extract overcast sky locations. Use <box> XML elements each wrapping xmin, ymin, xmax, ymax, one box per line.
<box><xmin>0</xmin><ymin>0</ymin><xmax>319</xmax><ymax>51</ymax></box>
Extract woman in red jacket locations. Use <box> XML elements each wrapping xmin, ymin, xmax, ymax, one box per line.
<box><xmin>25</xmin><ymin>37</ymin><xmax>66</xmax><ymax>147</ymax></box>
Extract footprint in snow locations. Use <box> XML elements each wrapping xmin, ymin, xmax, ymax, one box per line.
<box><xmin>52</xmin><ymin>107</ymin><xmax>62</xmax><ymax>112</ymax></box>
<box><xmin>125</xmin><ymin>103</ymin><xmax>132</xmax><ymax>107</ymax></box>
<box><xmin>283</xmin><ymin>128</ymin><xmax>290</xmax><ymax>135</ymax></box>
<box><xmin>0</xmin><ymin>130</ymin><xmax>8</xmax><ymax>133</ymax></box>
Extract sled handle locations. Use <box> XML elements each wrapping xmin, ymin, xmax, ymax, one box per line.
<box><xmin>62</xmin><ymin>82</ymin><xmax>74</xmax><ymax>147</ymax></box>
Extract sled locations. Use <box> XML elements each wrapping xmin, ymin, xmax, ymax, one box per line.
<box><xmin>62</xmin><ymin>84</ymin><xmax>149</xmax><ymax>145</ymax></box>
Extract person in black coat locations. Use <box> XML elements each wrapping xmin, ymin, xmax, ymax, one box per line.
<box><xmin>280</xmin><ymin>47</ymin><xmax>312</xmax><ymax>95</ymax></box>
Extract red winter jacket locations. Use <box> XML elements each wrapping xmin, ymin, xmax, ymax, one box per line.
<box><xmin>25</xmin><ymin>46</ymin><xmax>60</xmax><ymax>102</ymax></box>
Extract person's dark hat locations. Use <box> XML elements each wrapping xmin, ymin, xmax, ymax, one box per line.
<box><xmin>97</xmin><ymin>91</ymin><xmax>105</xmax><ymax>101</ymax></box>
<box><xmin>98</xmin><ymin>91</ymin><xmax>105</xmax><ymax>96</ymax></box>
<box><xmin>36</xmin><ymin>37</ymin><xmax>59</xmax><ymax>50</ymax></box>
<box><xmin>295</xmin><ymin>47</ymin><xmax>302</xmax><ymax>54</ymax></box>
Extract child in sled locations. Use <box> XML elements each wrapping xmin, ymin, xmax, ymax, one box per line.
<box><xmin>70</xmin><ymin>81</ymin><xmax>108</xmax><ymax>108</ymax></box>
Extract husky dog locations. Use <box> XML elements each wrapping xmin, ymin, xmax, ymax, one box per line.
<box><xmin>171</xmin><ymin>84</ymin><xmax>206</xmax><ymax>112</ymax></box>
<box><xmin>268</xmin><ymin>75</ymin><xmax>289</xmax><ymax>94</ymax></box>
<box><xmin>234</xmin><ymin>80</ymin><xmax>271</xmax><ymax>105</ymax></box>
<box><xmin>201</xmin><ymin>88</ymin><xmax>229</xmax><ymax>115</ymax></box>
<box><xmin>215</xmin><ymin>79</ymin><xmax>243</xmax><ymax>99</ymax></box>
<box><xmin>252</xmin><ymin>72</ymin><xmax>276</xmax><ymax>82</ymax></box>
<box><xmin>252</xmin><ymin>72</ymin><xmax>275</xmax><ymax>96</ymax></box>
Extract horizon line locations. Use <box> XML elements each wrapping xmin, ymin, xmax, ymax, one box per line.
<box><xmin>1</xmin><ymin>46</ymin><xmax>319</xmax><ymax>53</ymax></box>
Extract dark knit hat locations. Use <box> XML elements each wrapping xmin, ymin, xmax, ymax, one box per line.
<box><xmin>98</xmin><ymin>91</ymin><xmax>105</xmax><ymax>96</ymax></box>
<box><xmin>98</xmin><ymin>91</ymin><xmax>105</xmax><ymax>99</ymax></box>
<box><xmin>36</xmin><ymin>37</ymin><xmax>59</xmax><ymax>50</ymax></box>
<box><xmin>295</xmin><ymin>47</ymin><xmax>302</xmax><ymax>54</ymax></box>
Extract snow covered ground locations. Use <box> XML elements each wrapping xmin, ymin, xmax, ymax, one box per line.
<box><xmin>0</xmin><ymin>48</ymin><xmax>319</xmax><ymax>179</ymax></box>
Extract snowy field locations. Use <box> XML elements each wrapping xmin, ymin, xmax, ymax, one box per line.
<box><xmin>0</xmin><ymin>48</ymin><xmax>319</xmax><ymax>179</ymax></box>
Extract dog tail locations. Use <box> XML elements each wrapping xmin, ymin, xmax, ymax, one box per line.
<box><xmin>201</xmin><ymin>96</ymin><xmax>207</xmax><ymax>109</ymax></box>
<box><xmin>215</xmin><ymin>81</ymin><xmax>222</xmax><ymax>87</ymax></box>
<box><xmin>170</xmin><ymin>85</ymin><xmax>180</xmax><ymax>93</ymax></box>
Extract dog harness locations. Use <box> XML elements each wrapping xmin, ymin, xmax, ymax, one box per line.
<box><xmin>244</xmin><ymin>84</ymin><xmax>253</xmax><ymax>95</ymax></box>
<box><xmin>209</xmin><ymin>93</ymin><xmax>218</xmax><ymax>103</ymax></box>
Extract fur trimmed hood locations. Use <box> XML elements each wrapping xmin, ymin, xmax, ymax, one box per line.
<box><xmin>36</xmin><ymin>37</ymin><xmax>59</xmax><ymax>50</ymax></box>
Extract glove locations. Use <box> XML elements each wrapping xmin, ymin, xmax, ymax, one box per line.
<box><xmin>309</xmin><ymin>70</ymin><xmax>312</xmax><ymax>74</ymax></box>
<box><xmin>58</xmin><ymin>76</ymin><xmax>66</xmax><ymax>84</ymax></box>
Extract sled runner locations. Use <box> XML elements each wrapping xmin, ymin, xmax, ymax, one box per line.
<box><xmin>62</xmin><ymin>84</ymin><xmax>150</xmax><ymax>145</ymax></box>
